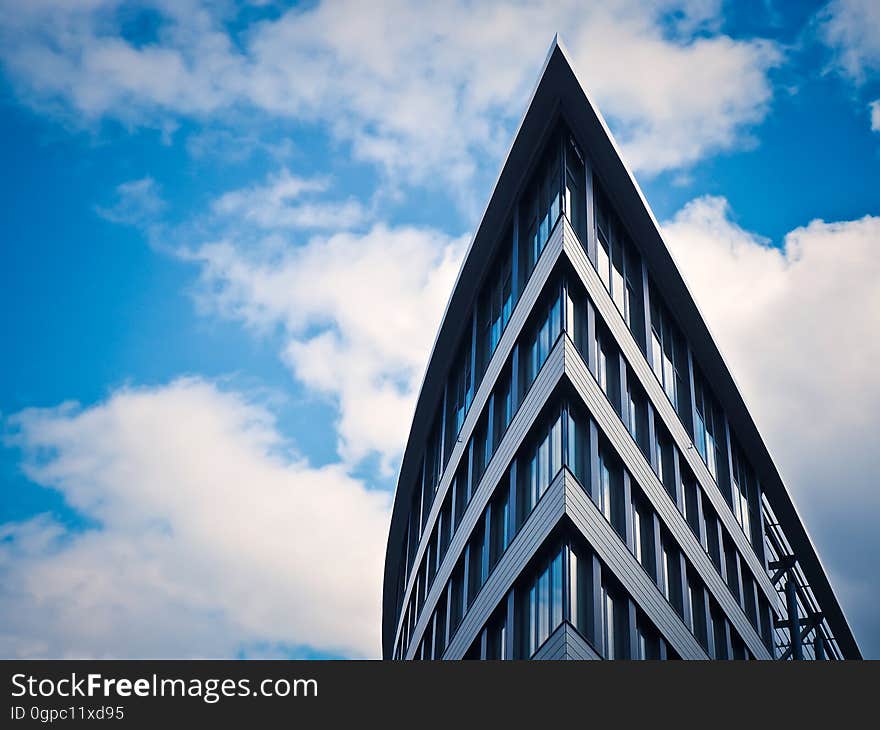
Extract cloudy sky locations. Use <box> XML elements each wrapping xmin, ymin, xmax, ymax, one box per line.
<box><xmin>0</xmin><ymin>0</ymin><xmax>877</xmax><ymax>659</ymax></box>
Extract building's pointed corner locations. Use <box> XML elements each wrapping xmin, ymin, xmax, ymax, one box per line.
<box><xmin>540</xmin><ymin>32</ymin><xmax>567</xmax><ymax>75</ymax></box>
<box><xmin>545</xmin><ymin>32</ymin><xmax>575</xmax><ymax>69</ymax></box>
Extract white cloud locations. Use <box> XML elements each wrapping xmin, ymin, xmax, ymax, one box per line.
<box><xmin>95</xmin><ymin>177</ymin><xmax>165</xmax><ymax>226</ymax></box>
<box><xmin>93</xmin><ymin>167</ymin><xmax>465</xmax><ymax>473</ymax></box>
<box><xmin>0</xmin><ymin>1</ymin><xmax>781</xmax><ymax>189</ymax></box>
<box><xmin>185</xmin><ymin>127</ymin><xmax>296</xmax><ymax>164</ymax></box>
<box><xmin>818</xmin><ymin>0</ymin><xmax>880</xmax><ymax>83</ymax></box>
<box><xmin>211</xmin><ymin>169</ymin><xmax>368</xmax><ymax>231</ymax></box>
<box><xmin>184</xmin><ymin>223</ymin><xmax>468</xmax><ymax>471</ymax></box>
<box><xmin>662</xmin><ymin>196</ymin><xmax>880</xmax><ymax>651</ymax></box>
<box><xmin>564</xmin><ymin>8</ymin><xmax>780</xmax><ymax>173</ymax></box>
<box><xmin>870</xmin><ymin>99</ymin><xmax>880</xmax><ymax>131</ymax></box>
<box><xmin>0</xmin><ymin>0</ymin><xmax>245</xmax><ymax>123</ymax></box>
<box><xmin>1</xmin><ymin>377</ymin><xmax>391</xmax><ymax>658</ymax></box>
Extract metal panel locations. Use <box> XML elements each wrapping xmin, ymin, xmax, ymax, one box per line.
<box><xmin>393</xmin><ymin>223</ymin><xmax>565</xmax><ymax>651</ymax></box>
<box><xmin>563</xmin><ymin>623</ymin><xmax>603</xmax><ymax>660</ymax></box>
<box><xmin>561</xmin><ymin>220</ymin><xmax>781</xmax><ymax>615</ymax></box>
<box><xmin>561</xmin><ymin>336</ymin><xmax>772</xmax><ymax>659</ymax></box>
<box><xmin>444</xmin><ymin>469</ymin><xmax>567</xmax><ymax>659</ymax></box>
<box><xmin>531</xmin><ymin>623</ymin><xmax>601</xmax><ymax>660</ymax></box>
<box><xmin>561</xmin><ymin>470</ymin><xmax>709</xmax><ymax>660</ymax></box>
<box><xmin>398</xmin><ymin>230</ymin><xmax>770</xmax><ymax>661</ymax></box>
<box><xmin>406</xmin><ymin>337</ymin><xmax>567</xmax><ymax>658</ymax></box>
<box><xmin>532</xmin><ymin>622</ymin><xmax>569</xmax><ymax>660</ymax></box>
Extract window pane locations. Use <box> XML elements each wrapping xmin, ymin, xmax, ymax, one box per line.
<box><xmin>695</xmin><ymin>410</ymin><xmax>707</xmax><ymax>462</ymax></box>
<box><xmin>611</xmin><ymin>235</ymin><xmax>626</xmax><ymax>313</ymax></box>
<box><xmin>600</xmin><ymin>454</ymin><xmax>611</xmax><ymax>522</ymax></box>
<box><xmin>523</xmin><ymin>134</ymin><xmax>561</xmax><ymax>274</ymax></box>
<box><xmin>597</xmin><ymin>236</ymin><xmax>611</xmax><ymax>291</ymax></box>
<box><xmin>551</xmin><ymin>416</ymin><xmax>562</xmax><ymax>483</ymax></box>
<box><xmin>740</xmin><ymin>493</ymin><xmax>751</xmax><ymax>542</ymax></box>
<box><xmin>604</xmin><ymin>590</ymin><xmax>615</xmax><ymax>659</ymax></box>
<box><xmin>538</xmin><ymin>567</ymin><xmax>550</xmax><ymax>646</ymax></box>
<box><xmin>538</xmin><ymin>435</ymin><xmax>548</xmax><ymax>498</ymax></box>
<box><xmin>566</xmin><ymin>137</ymin><xmax>586</xmax><ymax>244</ymax></box>
<box><xmin>551</xmin><ymin>551</ymin><xmax>564</xmax><ymax>631</ymax></box>
<box><xmin>651</xmin><ymin>330</ymin><xmax>663</xmax><ymax>380</ymax></box>
<box><xmin>705</xmin><ymin>425</ymin><xmax>717</xmax><ymax>478</ymax></box>
<box><xmin>527</xmin><ymin>452</ymin><xmax>536</xmax><ymax>509</ymax></box>
<box><xmin>662</xmin><ymin>546</ymin><xmax>671</xmax><ymax>600</ymax></box>
<box><xmin>521</xmin><ymin>408</ymin><xmax>565</xmax><ymax>516</ymax></box>
<box><xmin>663</xmin><ymin>355</ymin><xmax>676</xmax><ymax>407</ymax></box>
<box><xmin>633</xmin><ymin>505</ymin><xmax>643</xmax><ymax>564</ymax></box>
<box><xmin>526</xmin><ymin>290</ymin><xmax>562</xmax><ymax>387</ymax></box>
<box><xmin>566</xmin><ymin>406</ymin><xmax>589</xmax><ymax>488</ymax></box>
<box><xmin>529</xmin><ymin>584</ymin><xmax>537</xmax><ymax>656</ymax></box>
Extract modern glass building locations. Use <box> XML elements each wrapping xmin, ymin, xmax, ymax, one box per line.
<box><xmin>381</xmin><ymin>38</ymin><xmax>860</xmax><ymax>660</ymax></box>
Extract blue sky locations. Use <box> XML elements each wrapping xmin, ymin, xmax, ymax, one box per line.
<box><xmin>1</xmin><ymin>0</ymin><xmax>878</xmax><ymax>659</ymax></box>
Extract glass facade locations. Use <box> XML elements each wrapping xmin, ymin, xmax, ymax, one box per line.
<box><xmin>595</xmin><ymin>185</ymin><xmax>644</xmax><ymax>342</ymax></box>
<box><xmin>597</xmin><ymin>443</ymin><xmax>626</xmax><ymax>539</ymax></box>
<box><xmin>523</xmin><ymin>410</ymin><xmax>562</xmax><ymax>515</ymax></box>
<box><xmin>525</xmin><ymin>546</ymin><xmax>565</xmax><ymax>656</ymax></box>
<box><xmin>445</xmin><ymin>335</ymin><xmax>474</xmax><ymax>462</ymax></box>
<box><xmin>386</xmin><ymin>99</ymin><xmax>855</xmax><ymax>661</ymax></box>
<box><xmin>521</xmin><ymin>132</ymin><xmax>561</xmax><ymax>277</ymax></box>
<box><xmin>478</xmin><ymin>240</ymin><xmax>514</xmax><ymax>375</ymax></box>
<box><xmin>594</xmin><ymin>322</ymin><xmax>620</xmax><ymax>411</ymax></box>
<box><xmin>730</xmin><ymin>440</ymin><xmax>757</xmax><ymax>545</ymax></box>
<box><xmin>649</xmin><ymin>284</ymin><xmax>687</xmax><ymax>418</ymax></box>
<box><xmin>693</xmin><ymin>367</ymin><xmax>725</xmax><ymax>484</ymax></box>
<box><xmin>523</xmin><ymin>288</ymin><xmax>562</xmax><ymax>390</ymax></box>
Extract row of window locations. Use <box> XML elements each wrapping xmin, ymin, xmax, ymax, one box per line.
<box><xmin>401</xmin><ymin>243</ymin><xmax>517</xmax><ymax>587</ymax></box>
<box><xmin>398</xmin><ymin>126</ymin><xmax>584</xmax><ymax>594</ymax></box>
<box><xmin>595</xmin><ymin>186</ymin><xmax>644</xmax><ymax>339</ymax></box>
<box><xmin>566</xmin><ymin>278</ymin><xmax>775</xmax><ymax>651</ymax></box>
<box><xmin>648</xmin><ymin>289</ymin><xmax>760</xmax><ymax>544</ymax></box>
<box><xmin>395</xmin><ymin>279</ymin><xmax>571</xmax><ymax>652</ymax></box>
<box><xmin>395</xmin><ymin>115</ymin><xmax>778</xmax><ymax>656</ymax></box>
<box><xmin>397</xmin><ymin>391</ymin><xmax>572</xmax><ymax>659</ymax></box>
<box><xmin>410</xmin><ymin>530</ymin><xmax>763</xmax><ymax>661</ymax></box>
<box><xmin>563</xmin><ymin>268</ymin><xmax>767</xmax><ymax>604</ymax></box>
<box><xmin>395</xmin><ymin>259</ymin><xmax>779</xmax><ymax>657</ymax></box>
<box><xmin>522</xmin><ymin>130</ymin><xmax>587</xmax><ymax>278</ymax></box>
<box><xmin>590</xmin><ymin>142</ymin><xmax>766</xmax><ymax>556</ymax></box>
<box><xmin>649</xmin><ymin>289</ymin><xmax>687</xmax><ymax>416</ymax></box>
<box><xmin>397</xmin><ymin>372</ymin><xmax>775</xmax><ymax>660</ymax></box>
